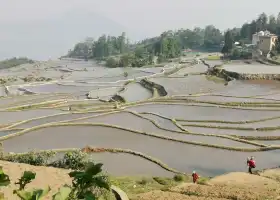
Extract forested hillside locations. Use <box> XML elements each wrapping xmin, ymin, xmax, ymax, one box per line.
<box><xmin>67</xmin><ymin>12</ymin><xmax>280</xmax><ymax>67</ymax></box>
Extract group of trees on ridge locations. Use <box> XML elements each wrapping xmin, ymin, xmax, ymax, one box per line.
<box><xmin>222</xmin><ymin>12</ymin><xmax>280</xmax><ymax>59</ymax></box>
<box><xmin>0</xmin><ymin>57</ymin><xmax>34</xmax><ymax>69</ymax></box>
<box><xmin>67</xmin><ymin>12</ymin><xmax>280</xmax><ymax>67</ymax></box>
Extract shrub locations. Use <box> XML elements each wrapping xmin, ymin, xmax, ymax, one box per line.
<box><xmin>123</xmin><ymin>72</ymin><xmax>128</xmax><ymax>77</ymax></box>
<box><xmin>106</xmin><ymin>57</ymin><xmax>119</xmax><ymax>68</ymax></box>
<box><xmin>50</xmin><ymin>151</ymin><xmax>89</xmax><ymax>170</ymax></box>
<box><xmin>137</xmin><ymin>178</ymin><xmax>151</xmax><ymax>185</ymax></box>
<box><xmin>173</xmin><ymin>174</ymin><xmax>185</xmax><ymax>182</ymax></box>
<box><xmin>182</xmin><ymin>191</ymin><xmax>200</xmax><ymax>196</ymax></box>
<box><xmin>197</xmin><ymin>177</ymin><xmax>209</xmax><ymax>185</ymax></box>
<box><xmin>153</xmin><ymin>177</ymin><xmax>170</xmax><ymax>185</ymax></box>
<box><xmin>2</xmin><ymin>151</ymin><xmax>56</xmax><ymax>166</ymax></box>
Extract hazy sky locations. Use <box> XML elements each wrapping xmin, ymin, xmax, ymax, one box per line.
<box><xmin>0</xmin><ymin>0</ymin><xmax>279</xmax><ymax>60</ymax></box>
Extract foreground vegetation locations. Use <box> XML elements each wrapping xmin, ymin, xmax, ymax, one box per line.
<box><xmin>0</xmin><ymin>150</ymin><xmax>193</xmax><ymax>200</ymax></box>
<box><xmin>0</xmin><ymin>162</ymin><xmax>110</xmax><ymax>200</ymax></box>
<box><xmin>0</xmin><ymin>154</ymin><xmax>279</xmax><ymax>200</ymax></box>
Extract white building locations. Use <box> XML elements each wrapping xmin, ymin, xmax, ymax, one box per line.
<box><xmin>252</xmin><ymin>31</ymin><xmax>278</xmax><ymax>56</ymax></box>
<box><xmin>252</xmin><ymin>31</ymin><xmax>264</xmax><ymax>45</ymax></box>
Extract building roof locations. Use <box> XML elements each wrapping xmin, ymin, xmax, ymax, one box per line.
<box><xmin>259</xmin><ymin>34</ymin><xmax>277</xmax><ymax>38</ymax></box>
<box><xmin>253</xmin><ymin>30</ymin><xmax>277</xmax><ymax>38</ymax></box>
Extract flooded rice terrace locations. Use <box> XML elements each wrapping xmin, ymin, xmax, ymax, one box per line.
<box><xmin>1</xmin><ymin>57</ymin><xmax>280</xmax><ymax>177</ymax></box>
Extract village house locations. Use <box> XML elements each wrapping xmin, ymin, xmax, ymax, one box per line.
<box><xmin>252</xmin><ymin>31</ymin><xmax>278</xmax><ymax>56</ymax></box>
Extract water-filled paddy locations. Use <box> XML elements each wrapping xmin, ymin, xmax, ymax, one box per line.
<box><xmin>88</xmin><ymin>153</ymin><xmax>175</xmax><ymax>177</ymax></box>
<box><xmin>0</xmin><ymin>94</ymin><xmax>63</xmax><ymax>107</ymax></box>
<box><xmin>120</xmin><ymin>82</ymin><xmax>152</xmax><ymax>102</ymax></box>
<box><xmin>214</xmin><ymin>80</ymin><xmax>280</xmax><ymax>97</ymax></box>
<box><xmin>72</xmin><ymin>113</ymin><xmax>253</xmax><ymax>147</ymax></box>
<box><xmin>185</xmin><ymin>126</ymin><xmax>280</xmax><ymax>137</ymax></box>
<box><xmin>2</xmin><ymin>125</ymin><xmax>279</xmax><ymax>176</ymax></box>
<box><xmin>150</xmin><ymin>75</ymin><xmax>226</xmax><ymax>95</ymax></box>
<box><xmin>16</xmin><ymin>112</ymin><xmax>104</xmax><ymax>128</ymax></box>
<box><xmin>223</xmin><ymin>63</ymin><xmax>280</xmax><ymax>74</ymax></box>
<box><xmin>23</xmin><ymin>83</ymin><xmax>97</xmax><ymax>94</ymax></box>
<box><xmin>126</xmin><ymin>104</ymin><xmax>280</xmax><ymax>121</ymax></box>
<box><xmin>0</xmin><ymin>109</ymin><xmax>62</xmax><ymax>124</ymax></box>
<box><xmin>87</xmin><ymin>87</ymin><xmax>122</xmax><ymax>99</ymax></box>
<box><xmin>180</xmin><ymin>117</ymin><xmax>280</xmax><ymax>128</ymax></box>
<box><xmin>185</xmin><ymin>95</ymin><xmax>280</xmax><ymax>103</ymax></box>
<box><xmin>174</xmin><ymin>64</ymin><xmax>208</xmax><ymax>75</ymax></box>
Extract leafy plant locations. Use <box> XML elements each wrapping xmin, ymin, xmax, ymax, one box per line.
<box><xmin>14</xmin><ymin>187</ymin><xmax>50</xmax><ymax>200</ymax></box>
<box><xmin>12</xmin><ymin>170</ymin><xmax>51</xmax><ymax>200</ymax></box>
<box><xmin>0</xmin><ymin>166</ymin><xmax>10</xmax><ymax>186</ymax></box>
<box><xmin>123</xmin><ymin>72</ymin><xmax>128</xmax><ymax>77</ymax></box>
<box><xmin>52</xmin><ymin>186</ymin><xmax>72</xmax><ymax>200</ymax></box>
<box><xmin>51</xmin><ymin>151</ymin><xmax>89</xmax><ymax>170</ymax></box>
<box><xmin>68</xmin><ymin>162</ymin><xmax>110</xmax><ymax>199</ymax></box>
<box><xmin>0</xmin><ymin>162</ymin><xmax>111</xmax><ymax>200</ymax></box>
<box><xmin>15</xmin><ymin>171</ymin><xmax>36</xmax><ymax>190</ymax></box>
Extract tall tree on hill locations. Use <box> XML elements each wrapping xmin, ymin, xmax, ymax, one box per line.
<box><xmin>118</xmin><ymin>32</ymin><xmax>127</xmax><ymax>54</ymax></box>
<box><xmin>203</xmin><ymin>25</ymin><xmax>223</xmax><ymax>48</ymax></box>
<box><xmin>256</xmin><ymin>13</ymin><xmax>268</xmax><ymax>31</ymax></box>
<box><xmin>249</xmin><ymin>20</ymin><xmax>257</xmax><ymax>39</ymax></box>
<box><xmin>277</xmin><ymin>12</ymin><xmax>280</xmax><ymax>25</ymax></box>
<box><xmin>221</xmin><ymin>31</ymin><xmax>234</xmax><ymax>56</ymax></box>
<box><xmin>268</xmin><ymin>15</ymin><xmax>277</xmax><ymax>33</ymax></box>
<box><xmin>240</xmin><ymin>23</ymin><xmax>251</xmax><ymax>43</ymax></box>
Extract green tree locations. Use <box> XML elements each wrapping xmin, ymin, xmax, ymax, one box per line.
<box><xmin>256</xmin><ymin>13</ymin><xmax>268</xmax><ymax>31</ymax></box>
<box><xmin>221</xmin><ymin>31</ymin><xmax>234</xmax><ymax>55</ymax></box>
<box><xmin>231</xmin><ymin>48</ymin><xmax>241</xmax><ymax>59</ymax></box>
<box><xmin>106</xmin><ymin>58</ymin><xmax>119</xmax><ymax>68</ymax></box>
<box><xmin>204</xmin><ymin>25</ymin><xmax>223</xmax><ymax>48</ymax></box>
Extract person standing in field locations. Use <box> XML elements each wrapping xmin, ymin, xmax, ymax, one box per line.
<box><xmin>192</xmin><ymin>171</ymin><xmax>199</xmax><ymax>183</ymax></box>
<box><xmin>247</xmin><ymin>156</ymin><xmax>256</xmax><ymax>174</ymax></box>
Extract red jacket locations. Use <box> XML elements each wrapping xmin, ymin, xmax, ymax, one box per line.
<box><xmin>248</xmin><ymin>160</ymin><xmax>256</xmax><ymax>168</ymax></box>
<box><xmin>192</xmin><ymin>173</ymin><xmax>199</xmax><ymax>180</ymax></box>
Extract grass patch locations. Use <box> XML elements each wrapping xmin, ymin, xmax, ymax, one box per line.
<box><xmin>197</xmin><ymin>177</ymin><xmax>210</xmax><ymax>185</ymax></box>
<box><xmin>181</xmin><ymin>191</ymin><xmax>201</xmax><ymax>196</ymax></box>
<box><xmin>0</xmin><ymin>57</ymin><xmax>34</xmax><ymax>69</ymax></box>
<box><xmin>205</xmin><ymin>55</ymin><xmax>221</xmax><ymax>60</ymax></box>
<box><xmin>111</xmin><ymin>176</ymin><xmax>180</xmax><ymax>199</ymax></box>
<box><xmin>173</xmin><ymin>174</ymin><xmax>187</xmax><ymax>182</ymax></box>
<box><xmin>153</xmin><ymin>177</ymin><xmax>175</xmax><ymax>185</ymax></box>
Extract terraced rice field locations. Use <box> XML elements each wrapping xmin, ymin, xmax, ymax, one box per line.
<box><xmin>1</xmin><ymin>58</ymin><xmax>280</xmax><ymax>177</ymax></box>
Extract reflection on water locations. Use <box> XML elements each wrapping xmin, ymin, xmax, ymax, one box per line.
<box><xmin>120</xmin><ymin>82</ymin><xmax>152</xmax><ymax>102</ymax></box>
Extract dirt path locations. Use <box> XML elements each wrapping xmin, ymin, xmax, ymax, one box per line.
<box><xmin>0</xmin><ymin>161</ymin><xmax>72</xmax><ymax>200</ymax></box>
